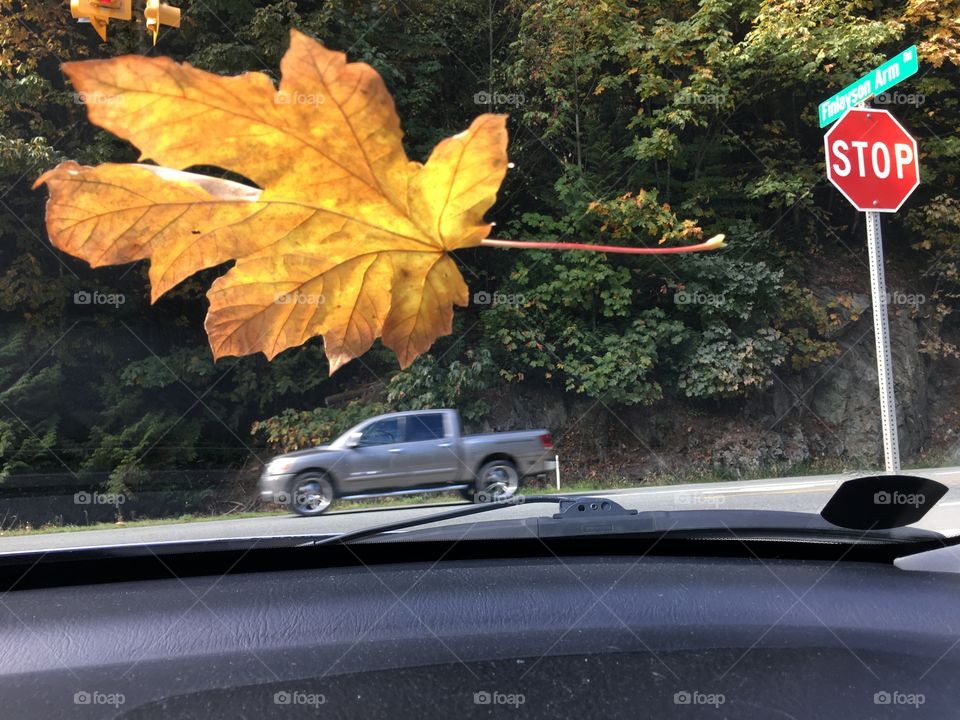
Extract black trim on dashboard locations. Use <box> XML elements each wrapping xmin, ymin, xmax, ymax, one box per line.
<box><xmin>0</xmin><ymin>532</ymin><xmax>955</xmax><ymax>592</ymax></box>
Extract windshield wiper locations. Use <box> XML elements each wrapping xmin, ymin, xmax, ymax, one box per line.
<box><xmin>306</xmin><ymin>473</ymin><xmax>952</xmax><ymax>547</ymax></box>
<box><xmin>305</xmin><ymin>495</ymin><xmax>579</xmax><ymax>546</ymax></box>
<box><xmin>304</xmin><ymin>497</ymin><xmax>920</xmax><ymax>547</ymax></box>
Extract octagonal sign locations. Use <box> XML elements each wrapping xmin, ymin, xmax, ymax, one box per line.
<box><xmin>823</xmin><ymin>107</ymin><xmax>920</xmax><ymax>212</ymax></box>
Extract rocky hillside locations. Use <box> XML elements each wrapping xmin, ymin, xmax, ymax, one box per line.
<box><xmin>475</xmin><ymin>282</ymin><xmax>958</xmax><ymax>482</ymax></box>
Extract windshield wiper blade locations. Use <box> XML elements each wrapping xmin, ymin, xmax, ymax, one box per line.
<box><xmin>305</xmin><ymin>489</ymin><xmax>950</xmax><ymax>547</ymax></box>
<box><xmin>304</xmin><ymin>495</ymin><xmax>628</xmax><ymax>546</ymax></box>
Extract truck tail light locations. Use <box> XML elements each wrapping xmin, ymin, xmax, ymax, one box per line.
<box><xmin>540</xmin><ymin>433</ymin><xmax>554</xmax><ymax>449</ymax></box>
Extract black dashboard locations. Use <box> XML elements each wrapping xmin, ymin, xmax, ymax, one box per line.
<box><xmin>2</xmin><ymin>543</ymin><xmax>959</xmax><ymax>718</ymax></box>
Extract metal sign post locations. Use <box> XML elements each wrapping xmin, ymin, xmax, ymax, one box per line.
<box><xmin>864</xmin><ymin>211</ymin><xmax>900</xmax><ymax>472</ymax></box>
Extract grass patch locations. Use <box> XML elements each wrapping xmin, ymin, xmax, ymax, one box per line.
<box><xmin>0</xmin><ymin>510</ymin><xmax>285</xmax><ymax>537</ymax></box>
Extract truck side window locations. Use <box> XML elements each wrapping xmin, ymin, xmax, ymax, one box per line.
<box><xmin>405</xmin><ymin>414</ymin><xmax>445</xmax><ymax>442</ymax></box>
<box><xmin>358</xmin><ymin>418</ymin><xmax>401</xmax><ymax>446</ymax></box>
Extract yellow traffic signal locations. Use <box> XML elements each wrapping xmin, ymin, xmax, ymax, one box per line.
<box><xmin>70</xmin><ymin>0</ymin><xmax>132</xmax><ymax>42</ymax></box>
<box><xmin>144</xmin><ymin>0</ymin><xmax>180</xmax><ymax>46</ymax></box>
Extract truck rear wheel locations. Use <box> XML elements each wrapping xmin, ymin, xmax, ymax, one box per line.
<box><xmin>289</xmin><ymin>472</ymin><xmax>335</xmax><ymax>516</ymax></box>
<box><xmin>472</xmin><ymin>460</ymin><xmax>519</xmax><ymax>503</ymax></box>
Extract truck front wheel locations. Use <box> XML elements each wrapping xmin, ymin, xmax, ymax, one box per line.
<box><xmin>471</xmin><ymin>460</ymin><xmax>520</xmax><ymax>503</ymax></box>
<box><xmin>288</xmin><ymin>472</ymin><xmax>335</xmax><ymax>516</ymax></box>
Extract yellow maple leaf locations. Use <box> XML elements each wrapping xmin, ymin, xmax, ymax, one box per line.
<box><xmin>35</xmin><ymin>30</ymin><xmax>508</xmax><ymax>372</ymax></box>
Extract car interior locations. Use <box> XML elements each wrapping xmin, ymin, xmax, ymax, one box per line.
<box><xmin>1</xmin><ymin>475</ymin><xmax>958</xmax><ymax>719</ymax></box>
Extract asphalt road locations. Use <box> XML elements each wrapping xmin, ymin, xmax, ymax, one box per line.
<box><xmin>4</xmin><ymin>467</ymin><xmax>960</xmax><ymax>553</ymax></box>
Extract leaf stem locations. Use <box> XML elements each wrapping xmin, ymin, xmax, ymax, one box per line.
<box><xmin>481</xmin><ymin>234</ymin><xmax>726</xmax><ymax>254</ymax></box>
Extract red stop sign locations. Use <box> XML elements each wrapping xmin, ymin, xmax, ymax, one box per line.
<box><xmin>823</xmin><ymin>107</ymin><xmax>919</xmax><ymax>212</ymax></box>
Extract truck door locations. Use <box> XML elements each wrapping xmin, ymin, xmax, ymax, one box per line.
<box><xmin>392</xmin><ymin>412</ymin><xmax>460</xmax><ymax>488</ymax></box>
<box><xmin>342</xmin><ymin>416</ymin><xmax>404</xmax><ymax>492</ymax></box>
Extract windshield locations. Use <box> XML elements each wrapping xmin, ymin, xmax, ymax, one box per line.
<box><xmin>1</xmin><ymin>2</ymin><xmax>958</xmax><ymax>552</ymax></box>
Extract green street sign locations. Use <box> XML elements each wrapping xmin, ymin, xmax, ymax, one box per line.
<box><xmin>818</xmin><ymin>46</ymin><xmax>918</xmax><ymax>128</ymax></box>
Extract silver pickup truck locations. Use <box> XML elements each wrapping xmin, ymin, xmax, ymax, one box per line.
<box><xmin>260</xmin><ymin>409</ymin><xmax>557</xmax><ymax>515</ymax></box>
